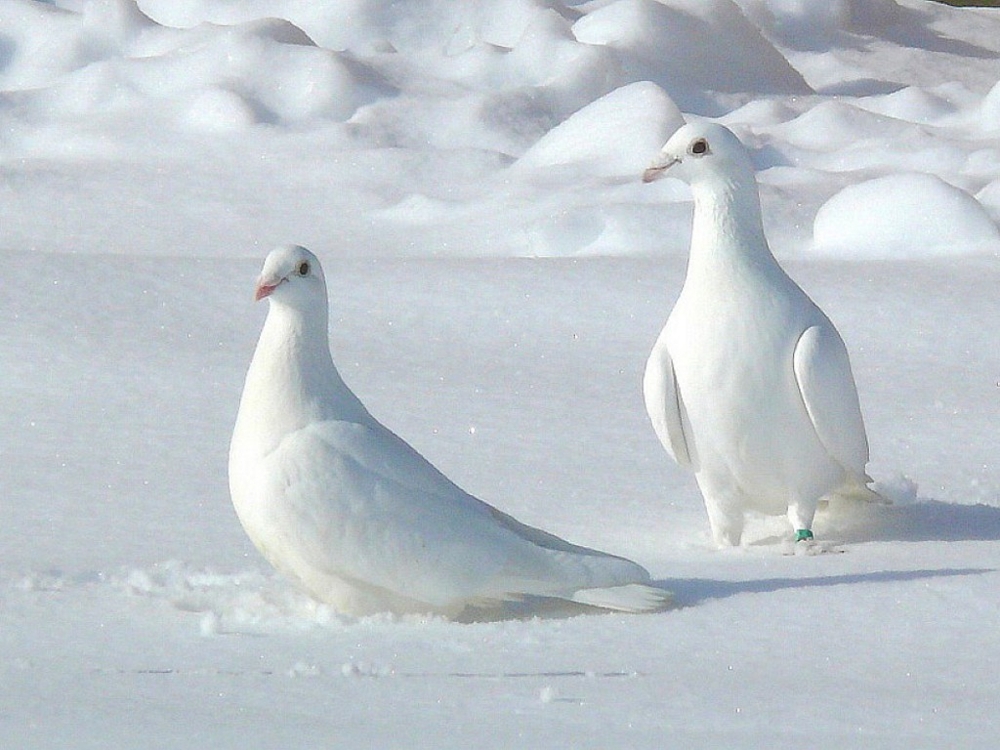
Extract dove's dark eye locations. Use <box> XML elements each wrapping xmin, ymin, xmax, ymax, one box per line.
<box><xmin>298</xmin><ymin>261</ymin><xmax>310</xmax><ymax>276</ymax></box>
<box><xmin>690</xmin><ymin>138</ymin><xmax>709</xmax><ymax>156</ymax></box>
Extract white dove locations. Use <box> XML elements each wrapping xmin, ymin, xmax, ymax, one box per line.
<box><xmin>641</xmin><ymin>123</ymin><xmax>874</xmax><ymax>547</ymax></box>
<box><xmin>229</xmin><ymin>245</ymin><xmax>671</xmax><ymax>618</ymax></box>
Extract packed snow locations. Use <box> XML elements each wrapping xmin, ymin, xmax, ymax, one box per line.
<box><xmin>2</xmin><ymin>0</ymin><xmax>999</xmax><ymax>747</ymax></box>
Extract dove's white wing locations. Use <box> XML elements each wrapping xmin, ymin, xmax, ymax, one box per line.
<box><xmin>643</xmin><ymin>342</ymin><xmax>693</xmax><ymax>469</ymax></box>
<box><xmin>261</xmin><ymin>419</ymin><xmax>651</xmax><ymax>610</ymax></box>
<box><xmin>793</xmin><ymin>323</ymin><xmax>869</xmax><ymax>478</ymax></box>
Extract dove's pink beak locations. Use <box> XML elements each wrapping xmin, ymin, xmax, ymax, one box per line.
<box><xmin>254</xmin><ymin>277</ymin><xmax>281</xmax><ymax>301</ymax></box>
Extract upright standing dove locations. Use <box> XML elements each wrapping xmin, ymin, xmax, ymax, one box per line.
<box><xmin>641</xmin><ymin>123</ymin><xmax>873</xmax><ymax>547</ymax></box>
<box><xmin>229</xmin><ymin>245</ymin><xmax>670</xmax><ymax>618</ymax></box>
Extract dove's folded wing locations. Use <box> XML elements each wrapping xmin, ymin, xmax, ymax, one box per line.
<box><xmin>793</xmin><ymin>324</ymin><xmax>869</xmax><ymax>478</ymax></box>
<box><xmin>643</xmin><ymin>344</ymin><xmax>693</xmax><ymax>469</ymax></box>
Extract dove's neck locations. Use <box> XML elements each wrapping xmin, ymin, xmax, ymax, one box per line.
<box><xmin>237</xmin><ymin>299</ymin><xmax>370</xmax><ymax>451</ymax></box>
<box><xmin>686</xmin><ymin>173</ymin><xmax>776</xmax><ymax>279</ymax></box>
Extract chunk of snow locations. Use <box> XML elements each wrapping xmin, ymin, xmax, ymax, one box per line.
<box><xmin>515</xmin><ymin>81</ymin><xmax>684</xmax><ymax>176</ymax></box>
<box><xmin>572</xmin><ymin>0</ymin><xmax>810</xmax><ymax>112</ymax></box>
<box><xmin>812</xmin><ymin>173</ymin><xmax>1000</xmax><ymax>258</ymax></box>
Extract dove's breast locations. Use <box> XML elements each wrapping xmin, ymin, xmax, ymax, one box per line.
<box><xmin>663</xmin><ymin>265</ymin><xmax>838</xmax><ymax>503</ymax></box>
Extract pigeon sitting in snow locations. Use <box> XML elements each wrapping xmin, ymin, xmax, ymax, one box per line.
<box><xmin>641</xmin><ymin>123</ymin><xmax>875</xmax><ymax>547</ymax></box>
<box><xmin>229</xmin><ymin>245</ymin><xmax>671</xmax><ymax>618</ymax></box>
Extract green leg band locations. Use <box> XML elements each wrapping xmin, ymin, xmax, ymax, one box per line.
<box><xmin>795</xmin><ymin>529</ymin><xmax>814</xmax><ymax>542</ymax></box>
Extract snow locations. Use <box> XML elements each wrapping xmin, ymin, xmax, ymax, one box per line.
<box><xmin>1</xmin><ymin>0</ymin><xmax>999</xmax><ymax>746</ymax></box>
<box><xmin>813</xmin><ymin>172</ymin><xmax>1000</xmax><ymax>257</ymax></box>
<box><xmin>514</xmin><ymin>81</ymin><xmax>685</xmax><ymax>176</ymax></box>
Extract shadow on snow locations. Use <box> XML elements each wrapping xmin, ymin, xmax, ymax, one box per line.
<box><xmin>864</xmin><ymin>499</ymin><xmax>1000</xmax><ymax>543</ymax></box>
<box><xmin>661</xmin><ymin>566</ymin><xmax>994</xmax><ymax>608</ymax></box>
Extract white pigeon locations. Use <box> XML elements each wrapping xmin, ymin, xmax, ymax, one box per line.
<box><xmin>641</xmin><ymin>122</ymin><xmax>874</xmax><ymax>547</ymax></box>
<box><xmin>229</xmin><ymin>245</ymin><xmax>671</xmax><ymax>618</ymax></box>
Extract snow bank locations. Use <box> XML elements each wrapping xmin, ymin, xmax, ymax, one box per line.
<box><xmin>977</xmin><ymin>179</ymin><xmax>1000</xmax><ymax>222</ymax></box>
<box><xmin>981</xmin><ymin>79</ymin><xmax>1000</xmax><ymax>132</ymax></box>
<box><xmin>152</xmin><ymin>20</ymin><xmax>388</xmax><ymax>128</ymax></box>
<box><xmin>0</xmin><ymin>1</ymin><xmax>390</xmax><ymax>134</ymax></box>
<box><xmin>515</xmin><ymin>82</ymin><xmax>684</xmax><ymax>176</ymax></box>
<box><xmin>856</xmin><ymin>85</ymin><xmax>965</xmax><ymax>126</ymax></box>
<box><xmin>735</xmin><ymin>0</ymin><xmax>900</xmax><ymax>41</ymax></box>
<box><xmin>3</xmin><ymin>0</ymin><xmax>999</xmax><ymax>259</ymax></box>
<box><xmin>572</xmin><ymin>0</ymin><xmax>810</xmax><ymax>113</ymax></box>
<box><xmin>812</xmin><ymin>173</ymin><xmax>1000</xmax><ymax>258</ymax></box>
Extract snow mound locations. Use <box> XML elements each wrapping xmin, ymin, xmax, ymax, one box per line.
<box><xmin>812</xmin><ymin>173</ymin><xmax>1000</xmax><ymax>258</ymax></box>
<box><xmin>774</xmin><ymin>100</ymin><xmax>898</xmax><ymax>151</ymax></box>
<box><xmin>0</xmin><ymin>0</ymin><xmax>154</xmax><ymax>90</ymax></box>
<box><xmin>0</xmin><ymin>3</ymin><xmax>391</xmax><ymax>130</ymax></box>
<box><xmin>137</xmin><ymin>0</ymin><xmax>388</xmax><ymax>51</ymax></box>
<box><xmin>977</xmin><ymin>179</ymin><xmax>1000</xmax><ymax>223</ymax></box>
<box><xmin>857</xmin><ymin>86</ymin><xmax>959</xmax><ymax>126</ymax></box>
<box><xmin>735</xmin><ymin>0</ymin><xmax>900</xmax><ymax>40</ymax></box>
<box><xmin>572</xmin><ymin>0</ymin><xmax>811</xmax><ymax>113</ymax></box>
<box><xmin>981</xmin><ymin>80</ymin><xmax>1000</xmax><ymax>132</ymax></box>
<box><xmin>501</xmin><ymin>9</ymin><xmax>623</xmax><ymax>114</ymax></box>
<box><xmin>515</xmin><ymin>82</ymin><xmax>684</xmax><ymax>176</ymax></box>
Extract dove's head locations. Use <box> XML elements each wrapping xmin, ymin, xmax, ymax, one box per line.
<box><xmin>255</xmin><ymin>245</ymin><xmax>327</xmax><ymax>307</ymax></box>
<box><xmin>642</xmin><ymin>122</ymin><xmax>756</xmax><ymax>189</ymax></box>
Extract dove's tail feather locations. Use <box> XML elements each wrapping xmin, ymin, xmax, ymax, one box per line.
<box><xmin>570</xmin><ymin>583</ymin><xmax>673</xmax><ymax>613</ymax></box>
<box><xmin>834</xmin><ymin>474</ymin><xmax>889</xmax><ymax>505</ymax></box>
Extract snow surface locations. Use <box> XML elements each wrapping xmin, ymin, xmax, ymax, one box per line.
<box><xmin>2</xmin><ymin>0</ymin><xmax>999</xmax><ymax>747</ymax></box>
